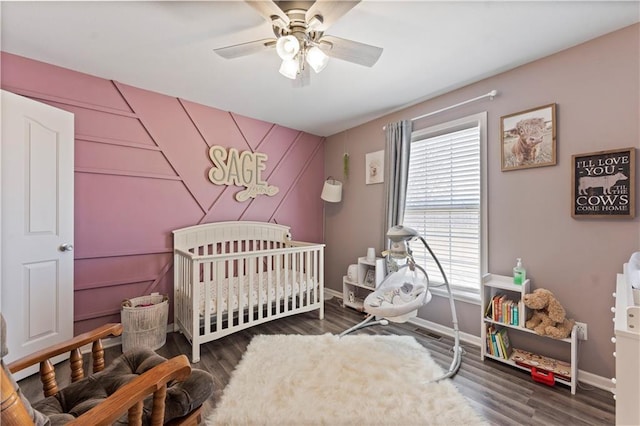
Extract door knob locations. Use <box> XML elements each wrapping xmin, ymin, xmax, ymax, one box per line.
<box><xmin>60</xmin><ymin>243</ymin><xmax>74</xmax><ymax>252</ymax></box>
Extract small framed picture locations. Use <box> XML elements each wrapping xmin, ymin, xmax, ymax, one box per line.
<box><xmin>571</xmin><ymin>147</ymin><xmax>635</xmax><ymax>219</ymax></box>
<box><xmin>365</xmin><ymin>150</ymin><xmax>384</xmax><ymax>184</ymax></box>
<box><xmin>364</xmin><ymin>269</ymin><xmax>376</xmax><ymax>288</ymax></box>
<box><xmin>501</xmin><ymin>104</ymin><xmax>556</xmax><ymax>171</ymax></box>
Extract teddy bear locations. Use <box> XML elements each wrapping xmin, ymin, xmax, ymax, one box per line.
<box><xmin>523</xmin><ymin>288</ymin><xmax>575</xmax><ymax>339</ymax></box>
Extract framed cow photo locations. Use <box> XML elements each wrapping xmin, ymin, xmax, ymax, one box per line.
<box><xmin>501</xmin><ymin>104</ymin><xmax>557</xmax><ymax>171</ymax></box>
<box><xmin>572</xmin><ymin>147</ymin><xmax>635</xmax><ymax>219</ymax></box>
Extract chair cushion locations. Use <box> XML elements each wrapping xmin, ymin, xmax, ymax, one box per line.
<box><xmin>32</xmin><ymin>348</ymin><xmax>214</xmax><ymax>425</ymax></box>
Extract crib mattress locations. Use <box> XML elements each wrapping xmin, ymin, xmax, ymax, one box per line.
<box><xmin>195</xmin><ymin>269</ymin><xmax>317</xmax><ymax>315</ymax></box>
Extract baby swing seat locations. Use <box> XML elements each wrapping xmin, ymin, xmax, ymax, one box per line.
<box><xmin>364</xmin><ymin>265</ymin><xmax>432</xmax><ymax>323</ymax></box>
<box><xmin>340</xmin><ymin>225</ymin><xmax>463</xmax><ymax>381</ymax></box>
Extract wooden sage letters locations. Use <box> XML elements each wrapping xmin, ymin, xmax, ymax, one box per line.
<box><xmin>208</xmin><ymin>146</ymin><xmax>279</xmax><ymax>202</ymax></box>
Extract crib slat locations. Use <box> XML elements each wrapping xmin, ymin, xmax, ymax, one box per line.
<box><xmin>188</xmin><ymin>256</ymin><xmax>193</xmax><ymax>333</ymax></box>
<box><xmin>301</xmin><ymin>251</ymin><xmax>316</xmax><ymax>306</ymax></box>
<box><xmin>276</xmin><ymin>254</ymin><xmax>282</xmax><ymax>315</ymax></box>
<box><xmin>291</xmin><ymin>252</ymin><xmax>296</xmax><ymax>311</ymax></box>
<box><xmin>301</xmin><ymin>250</ymin><xmax>306</xmax><ymax>308</ymax></box>
<box><xmin>310</xmin><ymin>248</ymin><xmax>315</xmax><ymax>307</ymax></box>
<box><xmin>292</xmin><ymin>251</ymin><xmax>296</xmax><ymax>310</ymax></box>
<box><xmin>313</xmin><ymin>249</ymin><xmax>317</xmax><ymax>306</ymax></box>
<box><xmin>298</xmin><ymin>250</ymin><xmax>304</xmax><ymax>309</ymax></box>
<box><xmin>216</xmin><ymin>260</ymin><xmax>224</xmax><ymax>334</ymax></box>
<box><xmin>309</xmin><ymin>248</ymin><xmax>315</xmax><ymax>307</ymax></box>
<box><xmin>271</xmin><ymin>251</ymin><xmax>276</xmax><ymax>317</ymax></box>
<box><xmin>238</xmin><ymin>257</ymin><xmax>245</xmax><ymax>327</ymax></box>
<box><xmin>203</xmin><ymin>260</ymin><xmax>212</xmax><ymax>334</ymax></box>
<box><xmin>186</xmin><ymin>255</ymin><xmax>192</xmax><ymax>335</ymax></box>
<box><xmin>248</xmin><ymin>255</ymin><xmax>254</xmax><ymax>322</ymax></box>
<box><xmin>191</xmin><ymin>257</ymin><xmax>199</xmax><ymax>361</ymax></box>
<box><xmin>226</xmin><ymin>258</ymin><xmax>233</xmax><ymax>327</ymax></box>
<box><xmin>294</xmin><ymin>251</ymin><xmax>299</xmax><ymax>310</ymax></box>
<box><xmin>319</xmin><ymin>247</ymin><xmax>324</xmax><ymax>318</ymax></box>
<box><xmin>258</xmin><ymin>254</ymin><xmax>264</xmax><ymax>321</ymax></box>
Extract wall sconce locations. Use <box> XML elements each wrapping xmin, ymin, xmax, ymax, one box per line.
<box><xmin>321</xmin><ymin>178</ymin><xmax>342</xmax><ymax>203</ymax></box>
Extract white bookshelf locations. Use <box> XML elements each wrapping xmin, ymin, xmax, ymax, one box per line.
<box><xmin>481</xmin><ymin>273</ymin><xmax>578</xmax><ymax>394</ymax></box>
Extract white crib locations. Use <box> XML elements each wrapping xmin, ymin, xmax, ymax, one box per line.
<box><xmin>173</xmin><ymin>221</ymin><xmax>324</xmax><ymax>362</ymax></box>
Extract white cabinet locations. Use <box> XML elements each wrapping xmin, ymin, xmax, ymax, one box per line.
<box><xmin>613</xmin><ymin>264</ymin><xmax>640</xmax><ymax>426</ymax></box>
<box><xmin>481</xmin><ymin>274</ymin><xmax>578</xmax><ymax>394</ymax></box>
<box><xmin>343</xmin><ymin>257</ymin><xmax>386</xmax><ymax>311</ymax></box>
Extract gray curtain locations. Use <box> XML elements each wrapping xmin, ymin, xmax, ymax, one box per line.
<box><xmin>383</xmin><ymin>120</ymin><xmax>412</xmax><ymax>249</ymax></box>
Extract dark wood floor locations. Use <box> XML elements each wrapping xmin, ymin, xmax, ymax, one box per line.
<box><xmin>20</xmin><ymin>297</ymin><xmax>615</xmax><ymax>425</ymax></box>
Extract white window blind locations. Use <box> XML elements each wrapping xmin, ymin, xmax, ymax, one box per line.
<box><xmin>403</xmin><ymin>124</ymin><xmax>481</xmax><ymax>291</ymax></box>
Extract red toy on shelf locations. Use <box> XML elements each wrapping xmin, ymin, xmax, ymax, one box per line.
<box><xmin>531</xmin><ymin>367</ymin><xmax>555</xmax><ymax>386</ymax></box>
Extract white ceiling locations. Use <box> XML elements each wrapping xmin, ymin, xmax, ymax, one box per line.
<box><xmin>1</xmin><ymin>1</ymin><xmax>638</xmax><ymax>137</ymax></box>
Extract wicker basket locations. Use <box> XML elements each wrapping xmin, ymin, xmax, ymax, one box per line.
<box><xmin>121</xmin><ymin>293</ymin><xmax>169</xmax><ymax>353</ymax></box>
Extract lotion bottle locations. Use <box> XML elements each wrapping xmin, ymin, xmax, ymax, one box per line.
<box><xmin>513</xmin><ymin>258</ymin><xmax>526</xmax><ymax>285</ymax></box>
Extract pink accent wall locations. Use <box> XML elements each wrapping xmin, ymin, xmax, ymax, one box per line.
<box><xmin>1</xmin><ymin>52</ymin><xmax>325</xmax><ymax>334</ymax></box>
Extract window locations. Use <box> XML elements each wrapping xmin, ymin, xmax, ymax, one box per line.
<box><xmin>403</xmin><ymin>112</ymin><xmax>487</xmax><ymax>295</ymax></box>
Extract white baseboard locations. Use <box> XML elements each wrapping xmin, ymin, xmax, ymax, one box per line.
<box><xmin>408</xmin><ymin>316</ymin><xmax>482</xmax><ymax>347</ymax></box>
<box><xmin>407</xmin><ymin>316</ymin><xmax>612</xmax><ymax>392</ymax></box>
<box><xmin>324</xmin><ymin>288</ymin><xmax>342</xmax><ymax>300</ymax></box>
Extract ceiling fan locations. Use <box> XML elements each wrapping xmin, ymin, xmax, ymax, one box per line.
<box><xmin>213</xmin><ymin>0</ymin><xmax>383</xmax><ymax>86</ymax></box>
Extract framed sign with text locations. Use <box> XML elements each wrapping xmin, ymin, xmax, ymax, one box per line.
<box><xmin>571</xmin><ymin>147</ymin><xmax>635</xmax><ymax>219</ymax></box>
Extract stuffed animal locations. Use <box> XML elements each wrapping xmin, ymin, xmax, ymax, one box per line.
<box><xmin>523</xmin><ymin>288</ymin><xmax>575</xmax><ymax>339</ymax></box>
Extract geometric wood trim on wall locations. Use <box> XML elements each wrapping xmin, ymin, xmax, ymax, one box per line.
<box><xmin>1</xmin><ymin>52</ymin><xmax>325</xmax><ymax>334</ymax></box>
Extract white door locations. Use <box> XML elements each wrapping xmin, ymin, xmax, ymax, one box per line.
<box><xmin>1</xmin><ymin>90</ymin><xmax>74</xmax><ymax>378</ymax></box>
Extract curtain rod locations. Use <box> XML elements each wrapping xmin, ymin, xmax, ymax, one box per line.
<box><xmin>383</xmin><ymin>89</ymin><xmax>498</xmax><ymax>130</ymax></box>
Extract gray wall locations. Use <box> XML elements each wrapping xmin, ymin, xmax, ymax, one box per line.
<box><xmin>324</xmin><ymin>24</ymin><xmax>639</xmax><ymax>379</ymax></box>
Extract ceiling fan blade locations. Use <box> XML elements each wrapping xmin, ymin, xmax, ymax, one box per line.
<box><xmin>244</xmin><ymin>0</ymin><xmax>290</xmax><ymax>27</ymax></box>
<box><xmin>320</xmin><ymin>35</ymin><xmax>383</xmax><ymax>67</ymax></box>
<box><xmin>305</xmin><ymin>0</ymin><xmax>360</xmax><ymax>31</ymax></box>
<box><xmin>214</xmin><ymin>38</ymin><xmax>276</xmax><ymax>59</ymax></box>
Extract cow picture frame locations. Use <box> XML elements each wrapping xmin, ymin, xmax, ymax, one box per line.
<box><xmin>571</xmin><ymin>147</ymin><xmax>635</xmax><ymax>219</ymax></box>
<box><xmin>501</xmin><ymin>103</ymin><xmax>557</xmax><ymax>171</ymax></box>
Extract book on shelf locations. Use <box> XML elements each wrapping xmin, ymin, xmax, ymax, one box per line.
<box><xmin>497</xmin><ymin>327</ymin><xmax>512</xmax><ymax>358</ymax></box>
<box><xmin>491</xmin><ymin>326</ymin><xmax>502</xmax><ymax>358</ymax></box>
<box><xmin>486</xmin><ymin>330</ymin><xmax>494</xmax><ymax>356</ymax></box>
<box><xmin>493</xmin><ymin>295</ymin><xmax>503</xmax><ymax>322</ymax></box>
<box><xmin>486</xmin><ymin>294</ymin><xmax>498</xmax><ymax>321</ymax></box>
<box><xmin>486</xmin><ymin>325</ymin><xmax>495</xmax><ymax>356</ymax></box>
<box><xmin>486</xmin><ymin>294</ymin><xmax>520</xmax><ymax>326</ymax></box>
<box><xmin>486</xmin><ymin>325</ymin><xmax>512</xmax><ymax>360</ymax></box>
<box><xmin>495</xmin><ymin>332</ymin><xmax>505</xmax><ymax>358</ymax></box>
<box><xmin>484</xmin><ymin>296</ymin><xmax>493</xmax><ymax>317</ymax></box>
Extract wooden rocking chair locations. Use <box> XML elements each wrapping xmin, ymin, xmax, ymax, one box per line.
<box><xmin>1</xmin><ymin>317</ymin><xmax>213</xmax><ymax>425</ymax></box>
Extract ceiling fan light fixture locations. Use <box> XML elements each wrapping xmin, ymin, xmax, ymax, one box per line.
<box><xmin>306</xmin><ymin>46</ymin><xmax>329</xmax><ymax>73</ymax></box>
<box><xmin>276</xmin><ymin>35</ymin><xmax>300</xmax><ymax>60</ymax></box>
<box><xmin>279</xmin><ymin>58</ymin><xmax>299</xmax><ymax>79</ymax></box>
<box><xmin>216</xmin><ymin>1</ymin><xmax>384</xmax><ymax>86</ymax></box>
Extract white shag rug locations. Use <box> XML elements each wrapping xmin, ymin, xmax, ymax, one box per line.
<box><xmin>207</xmin><ymin>334</ymin><xmax>486</xmax><ymax>426</ymax></box>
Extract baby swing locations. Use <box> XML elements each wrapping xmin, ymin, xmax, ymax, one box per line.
<box><xmin>340</xmin><ymin>225</ymin><xmax>463</xmax><ymax>381</ymax></box>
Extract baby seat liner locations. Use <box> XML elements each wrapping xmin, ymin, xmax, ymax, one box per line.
<box><xmin>364</xmin><ymin>265</ymin><xmax>432</xmax><ymax>322</ymax></box>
